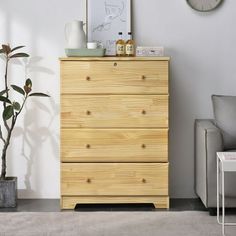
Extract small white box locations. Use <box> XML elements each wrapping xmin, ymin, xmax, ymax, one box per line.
<box><xmin>136</xmin><ymin>46</ymin><xmax>164</xmax><ymax>57</ymax></box>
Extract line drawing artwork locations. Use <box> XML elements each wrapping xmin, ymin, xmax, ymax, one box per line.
<box><xmin>92</xmin><ymin>1</ymin><xmax>126</xmax><ymax>33</ymax></box>
<box><xmin>88</xmin><ymin>0</ymin><xmax>131</xmax><ymax>55</ymax></box>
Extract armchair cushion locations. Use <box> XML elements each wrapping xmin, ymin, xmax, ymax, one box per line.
<box><xmin>212</xmin><ymin>95</ymin><xmax>236</xmax><ymax>150</ymax></box>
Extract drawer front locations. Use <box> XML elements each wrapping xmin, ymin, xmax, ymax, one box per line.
<box><xmin>61</xmin><ymin>95</ymin><xmax>168</xmax><ymax>128</ymax></box>
<box><xmin>61</xmin><ymin>129</ymin><xmax>168</xmax><ymax>162</ymax></box>
<box><xmin>61</xmin><ymin>163</ymin><xmax>168</xmax><ymax>196</ymax></box>
<box><xmin>61</xmin><ymin>61</ymin><xmax>168</xmax><ymax>94</ymax></box>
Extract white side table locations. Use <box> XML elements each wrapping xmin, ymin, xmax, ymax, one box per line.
<box><xmin>217</xmin><ymin>152</ymin><xmax>236</xmax><ymax>235</ymax></box>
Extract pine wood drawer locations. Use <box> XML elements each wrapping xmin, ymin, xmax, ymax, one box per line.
<box><xmin>61</xmin><ymin>163</ymin><xmax>168</xmax><ymax>196</ymax></box>
<box><xmin>61</xmin><ymin>129</ymin><xmax>168</xmax><ymax>162</ymax></box>
<box><xmin>61</xmin><ymin>95</ymin><xmax>168</xmax><ymax>128</ymax></box>
<box><xmin>61</xmin><ymin>61</ymin><xmax>168</xmax><ymax>94</ymax></box>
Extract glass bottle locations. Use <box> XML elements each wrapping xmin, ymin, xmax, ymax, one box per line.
<box><xmin>125</xmin><ymin>32</ymin><xmax>135</xmax><ymax>57</ymax></box>
<box><xmin>116</xmin><ymin>32</ymin><xmax>125</xmax><ymax>56</ymax></box>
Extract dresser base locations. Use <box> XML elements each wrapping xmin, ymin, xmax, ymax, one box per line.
<box><xmin>61</xmin><ymin>196</ymin><xmax>169</xmax><ymax>209</ymax></box>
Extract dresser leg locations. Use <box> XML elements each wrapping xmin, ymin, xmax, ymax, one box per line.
<box><xmin>153</xmin><ymin>197</ymin><xmax>169</xmax><ymax>209</ymax></box>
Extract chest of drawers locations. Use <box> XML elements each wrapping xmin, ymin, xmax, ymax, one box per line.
<box><xmin>60</xmin><ymin>57</ymin><xmax>170</xmax><ymax>209</ymax></box>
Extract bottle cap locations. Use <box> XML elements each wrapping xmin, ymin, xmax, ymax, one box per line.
<box><xmin>128</xmin><ymin>32</ymin><xmax>132</xmax><ymax>35</ymax></box>
<box><xmin>118</xmin><ymin>32</ymin><xmax>123</xmax><ymax>35</ymax></box>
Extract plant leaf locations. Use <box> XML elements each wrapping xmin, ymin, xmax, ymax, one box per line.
<box><xmin>24</xmin><ymin>86</ymin><xmax>31</xmax><ymax>94</ymax></box>
<box><xmin>3</xmin><ymin>105</ymin><xmax>13</xmax><ymax>120</ymax></box>
<box><xmin>0</xmin><ymin>96</ymin><xmax>11</xmax><ymax>104</ymax></box>
<box><xmin>0</xmin><ymin>89</ymin><xmax>9</xmax><ymax>96</ymax></box>
<box><xmin>0</xmin><ymin>49</ymin><xmax>4</xmax><ymax>54</ymax></box>
<box><xmin>11</xmin><ymin>85</ymin><xmax>25</xmax><ymax>96</ymax></box>
<box><xmin>2</xmin><ymin>44</ymin><xmax>11</xmax><ymax>54</ymax></box>
<box><xmin>10</xmin><ymin>53</ymin><xmax>29</xmax><ymax>58</ymax></box>
<box><xmin>13</xmin><ymin>102</ymin><xmax>21</xmax><ymax>111</ymax></box>
<box><xmin>24</xmin><ymin>78</ymin><xmax>32</xmax><ymax>94</ymax></box>
<box><xmin>29</xmin><ymin>92</ymin><xmax>50</xmax><ymax>97</ymax></box>
<box><xmin>11</xmin><ymin>46</ymin><xmax>25</xmax><ymax>53</ymax></box>
<box><xmin>0</xmin><ymin>125</ymin><xmax>2</xmax><ymax>138</ymax></box>
<box><xmin>25</xmin><ymin>78</ymin><xmax>32</xmax><ymax>87</ymax></box>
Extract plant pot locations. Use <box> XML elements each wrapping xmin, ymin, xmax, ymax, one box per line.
<box><xmin>0</xmin><ymin>177</ymin><xmax>17</xmax><ymax>208</ymax></box>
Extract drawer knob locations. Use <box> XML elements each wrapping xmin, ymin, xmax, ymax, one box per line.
<box><xmin>86</xmin><ymin>76</ymin><xmax>91</xmax><ymax>81</ymax></box>
<box><xmin>142</xmin><ymin>178</ymin><xmax>146</xmax><ymax>183</ymax></box>
<box><xmin>86</xmin><ymin>144</ymin><xmax>91</xmax><ymax>149</ymax></box>
<box><xmin>114</xmin><ymin>62</ymin><xmax>117</xmax><ymax>67</ymax></box>
<box><xmin>141</xmin><ymin>75</ymin><xmax>146</xmax><ymax>80</ymax></box>
<box><xmin>142</xmin><ymin>144</ymin><xmax>146</xmax><ymax>149</ymax></box>
<box><xmin>87</xmin><ymin>178</ymin><xmax>91</xmax><ymax>183</ymax></box>
<box><xmin>142</xmin><ymin>110</ymin><xmax>146</xmax><ymax>115</ymax></box>
<box><xmin>86</xmin><ymin>110</ymin><xmax>91</xmax><ymax>115</ymax></box>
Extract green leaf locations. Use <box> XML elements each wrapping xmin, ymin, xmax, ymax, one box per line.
<box><xmin>10</xmin><ymin>53</ymin><xmax>29</xmax><ymax>58</ymax></box>
<box><xmin>25</xmin><ymin>78</ymin><xmax>32</xmax><ymax>87</ymax></box>
<box><xmin>0</xmin><ymin>49</ymin><xmax>4</xmax><ymax>54</ymax></box>
<box><xmin>11</xmin><ymin>46</ymin><xmax>25</xmax><ymax>53</ymax></box>
<box><xmin>2</xmin><ymin>44</ymin><xmax>11</xmax><ymax>54</ymax></box>
<box><xmin>29</xmin><ymin>93</ymin><xmax>50</xmax><ymax>97</ymax></box>
<box><xmin>24</xmin><ymin>79</ymin><xmax>32</xmax><ymax>94</ymax></box>
<box><xmin>3</xmin><ymin>105</ymin><xmax>13</xmax><ymax>120</ymax></box>
<box><xmin>0</xmin><ymin>89</ymin><xmax>9</xmax><ymax>96</ymax></box>
<box><xmin>0</xmin><ymin>96</ymin><xmax>11</xmax><ymax>104</ymax></box>
<box><xmin>13</xmin><ymin>102</ymin><xmax>20</xmax><ymax>111</ymax></box>
<box><xmin>11</xmin><ymin>85</ymin><xmax>25</xmax><ymax>96</ymax></box>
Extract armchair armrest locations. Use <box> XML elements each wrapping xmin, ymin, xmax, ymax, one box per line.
<box><xmin>195</xmin><ymin>119</ymin><xmax>223</xmax><ymax>207</ymax></box>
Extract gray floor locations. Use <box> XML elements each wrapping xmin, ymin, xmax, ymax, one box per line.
<box><xmin>0</xmin><ymin>198</ymin><xmax>207</xmax><ymax>212</ymax></box>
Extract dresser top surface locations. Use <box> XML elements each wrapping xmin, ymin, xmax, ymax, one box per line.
<box><xmin>60</xmin><ymin>56</ymin><xmax>170</xmax><ymax>61</ymax></box>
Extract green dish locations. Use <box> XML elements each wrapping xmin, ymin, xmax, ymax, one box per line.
<box><xmin>65</xmin><ymin>48</ymin><xmax>106</xmax><ymax>57</ymax></box>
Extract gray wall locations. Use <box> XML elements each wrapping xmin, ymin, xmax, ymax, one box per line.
<box><xmin>0</xmin><ymin>0</ymin><xmax>235</xmax><ymax>198</ymax></box>
<box><xmin>133</xmin><ymin>0</ymin><xmax>236</xmax><ymax>198</ymax></box>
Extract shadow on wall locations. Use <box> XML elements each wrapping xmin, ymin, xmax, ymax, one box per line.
<box><xmin>0</xmin><ymin>0</ymin><xmax>72</xmax><ymax>197</ymax></box>
<box><xmin>11</xmin><ymin>57</ymin><xmax>59</xmax><ymax>197</ymax></box>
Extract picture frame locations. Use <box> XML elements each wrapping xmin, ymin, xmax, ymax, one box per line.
<box><xmin>87</xmin><ymin>0</ymin><xmax>132</xmax><ymax>55</ymax></box>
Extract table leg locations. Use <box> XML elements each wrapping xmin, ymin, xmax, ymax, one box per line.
<box><xmin>217</xmin><ymin>157</ymin><xmax>220</xmax><ymax>224</ymax></box>
<box><xmin>222</xmin><ymin>164</ymin><xmax>225</xmax><ymax>236</ymax></box>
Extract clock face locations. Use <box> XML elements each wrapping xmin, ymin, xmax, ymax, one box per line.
<box><xmin>187</xmin><ymin>0</ymin><xmax>223</xmax><ymax>12</ymax></box>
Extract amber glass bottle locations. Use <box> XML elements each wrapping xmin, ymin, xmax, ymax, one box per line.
<box><xmin>125</xmin><ymin>32</ymin><xmax>135</xmax><ymax>57</ymax></box>
<box><xmin>116</xmin><ymin>32</ymin><xmax>125</xmax><ymax>56</ymax></box>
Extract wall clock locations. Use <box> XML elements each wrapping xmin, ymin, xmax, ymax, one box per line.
<box><xmin>186</xmin><ymin>0</ymin><xmax>223</xmax><ymax>12</ymax></box>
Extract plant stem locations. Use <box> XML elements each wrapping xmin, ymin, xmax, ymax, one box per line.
<box><xmin>5</xmin><ymin>58</ymin><xmax>9</xmax><ymax>98</ymax></box>
<box><xmin>0</xmin><ymin>117</ymin><xmax>16</xmax><ymax>180</ymax></box>
<box><xmin>3</xmin><ymin>57</ymin><xmax>10</xmax><ymax>132</ymax></box>
<box><xmin>0</xmin><ymin>151</ymin><xmax>6</xmax><ymax>180</ymax></box>
<box><xmin>0</xmin><ymin>96</ymin><xmax>27</xmax><ymax>180</ymax></box>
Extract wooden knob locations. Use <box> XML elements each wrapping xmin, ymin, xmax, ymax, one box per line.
<box><xmin>86</xmin><ymin>110</ymin><xmax>91</xmax><ymax>115</ymax></box>
<box><xmin>87</xmin><ymin>178</ymin><xmax>91</xmax><ymax>183</ymax></box>
<box><xmin>142</xmin><ymin>144</ymin><xmax>146</xmax><ymax>149</ymax></box>
<box><xmin>142</xmin><ymin>110</ymin><xmax>146</xmax><ymax>115</ymax></box>
<box><xmin>86</xmin><ymin>144</ymin><xmax>91</xmax><ymax>149</ymax></box>
<box><xmin>141</xmin><ymin>75</ymin><xmax>146</xmax><ymax>80</ymax></box>
<box><xmin>86</xmin><ymin>76</ymin><xmax>90</xmax><ymax>81</ymax></box>
<box><xmin>142</xmin><ymin>178</ymin><xmax>146</xmax><ymax>183</ymax></box>
<box><xmin>114</xmin><ymin>62</ymin><xmax>117</xmax><ymax>67</ymax></box>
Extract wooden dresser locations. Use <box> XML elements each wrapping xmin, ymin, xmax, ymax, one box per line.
<box><xmin>60</xmin><ymin>57</ymin><xmax>170</xmax><ymax>209</ymax></box>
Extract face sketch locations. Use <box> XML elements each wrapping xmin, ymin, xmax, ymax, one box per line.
<box><xmin>105</xmin><ymin>1</ymin><xmax>125</xmax><ymax>21</ymax></box>
<box><xmin>93</xmin><ymin>1</ymin><xmax>126</xmax><ymax>32</ymax></box>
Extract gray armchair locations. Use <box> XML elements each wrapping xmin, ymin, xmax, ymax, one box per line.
<box><xmin>195</xmin><ymin>95</ymin><xmax>236</xmax><ymax>215</ymax></box>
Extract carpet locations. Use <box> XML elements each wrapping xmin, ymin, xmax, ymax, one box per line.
<box><xmin>0</xmin><ymin>211</ymin><xmax>235</xmax><ymax>236</ymax></box>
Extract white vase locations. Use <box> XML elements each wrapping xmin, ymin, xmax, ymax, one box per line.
<box><xmin>65</xmin><ymin>20</ymin><xmax>86</xmax><ymax>49</ymax></box>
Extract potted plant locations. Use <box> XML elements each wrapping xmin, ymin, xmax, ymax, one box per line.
<box><xmin>0</xmin><ymin>44</ymin><xmax>49</xmax><ymax>207</ymax></box>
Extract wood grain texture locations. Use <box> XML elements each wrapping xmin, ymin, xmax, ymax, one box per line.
<box><xmin>61</xmin><ymin>129</ymin><xmax>168</xmax><ymax>162</ymax></box>
<box><xmin>61</xmin><ymin>95</ymin><xmax>168</xmax><ymax>128</ymax></box>
<box><xmin>60</xmin><ymin>57</ymin><xmax>170</xmax><ymax>61</ymax></box>
<box><xmin>61</xmin><ymin>196</ymin><xmax>169</xmax><ymax>209</ymax></box>
<box><xmin>61</xmin><ymin>163</ymin><xmax>168</xmax><ymax>196</ymax></box>
<box><xmin>60</xmin><ymin>59</ymin><xmax>170</xmax><ymax>209</ymax></box>
<box><xmin>61</xmin><ymin>61</ymin><xmax>168</xmax><ymax>94</ymax></box>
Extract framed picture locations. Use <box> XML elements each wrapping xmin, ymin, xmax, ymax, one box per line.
<box><xmin>87</xmin><ymin>0</ymin><xmax>131</xmax><ymax>55</ymax></box>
